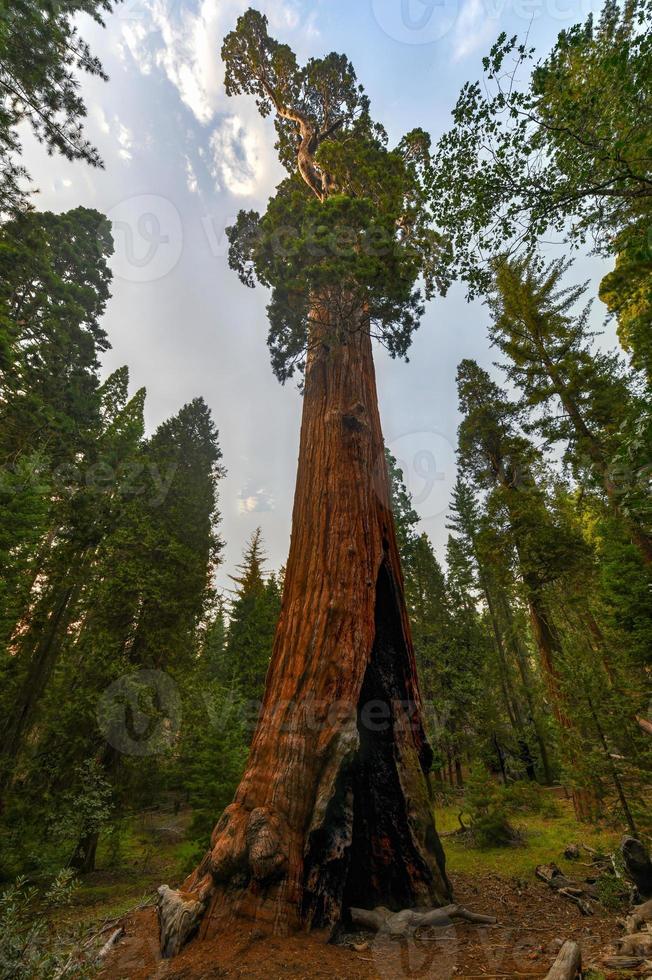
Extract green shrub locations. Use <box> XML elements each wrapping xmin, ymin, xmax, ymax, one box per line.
<box><xmin>505</xmin><ymin>780</ymin><xmax>560</xmax><ymax>818</ymax></box>
<box><xmin>0</xmin><ymin>870</ymin><xmax>95</xmax><ymax>979</ymax></box>
<box><xmin>49</xmin><ymin>760</ymin><xmax>114</xmax><ymax>856</ymax></box>
<box><xmin>466</xmin><ymin>764</ymin><xmax>520</xmax><ymax>849</ymax></box>
<box><xmin>596</xmin><ymin>872</ymin><xmax>628</xmax><ymax>911</ymax></box>
<box><xmin>176</xmin><ymin>838</ymin><xmax>208</xmax><ymax>876</ymax></box>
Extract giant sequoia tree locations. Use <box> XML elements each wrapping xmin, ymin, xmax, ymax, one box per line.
<box><xmin>157</xmin><ymin>9</ymin><xmax>451</xmax><ymax>957</ymax></box>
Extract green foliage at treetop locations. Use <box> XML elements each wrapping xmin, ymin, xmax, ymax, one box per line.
<box><xmin>430</xmin><ymin>0</ymin><xmax>652</xmax><ymax>296</ymax></box>
<box><xmin>223</xmin><ymin>9</ymin><xmax>446</xmax><ymax>382</ymax></box>
<box><xmin>0</xmin><ymin>0</ymin><xmax>118</xmax><ymax>214</ymax></box>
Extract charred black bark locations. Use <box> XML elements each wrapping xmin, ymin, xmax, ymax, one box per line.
<box><xmin>301</xmin><ymin>562</ymin><xmax>451</xmax><ymax>928</ymax></box>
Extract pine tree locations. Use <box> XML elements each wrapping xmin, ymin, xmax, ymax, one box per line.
<box><xmin>446</xmin><ymin>483</ymin><xmax>543</xmax><ymax>783</ymax></box>
<box><xmin>0</xmin><ymin>0</ymin><xmax>117</xmax><ymax>212</ymax></box>
<box><xmin>456</xmin><ymin>360</ymin><xmax>595</xmax><ymax>809</ymax></box>
<box><xmin>224</xmin><ymin>529</ymin><xmax>281</xmax><ymax>708</ymax></box>
<box><xmin>489</xmin><ymin>254</ymin><xmax>651</xmax><ymax>563</ymax></box>
<box><xmin>0</xmin><ymin>207</ymin><xmax>114</xmax><ymax>645</ymax></box>
<box><xmin>4</xmin><ymin>396</ymin><xmax>226</xmax><ymax>872</ymax></box>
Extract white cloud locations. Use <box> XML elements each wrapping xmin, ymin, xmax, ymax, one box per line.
<box><xmin>238</xmin><ymin>483</ymin><xmax>275</xmax><ymax>514</ymax></box>
<box><xmin>95</xmin><ymin>106</ymin><xmax>111</xmax><ymax>134</ymax></box>
<box><xmin>119</xmin><ymin>0</ymin><xmax>313</xmax><ymax>126</ymax></box>
<box><xmin>116</xmin><ymin>121</ymin><xmax>134</xmax><ymax>161</ymax></box>
<box><xmin>209</xmin><ymin>114</ymin><xmax>263</xmax><ymax>197</ymax></box>
<box><xmin>93</xmin><ymin>107</ymin><xmax>134</xmax><ymax>161</ymax></box>
<box><xmin>185</xmin><ymin>156</ymin><xmax>199</xmax><ymax>194</ymax></box>
<box><xmin>119</xmin><ymin>20</ymin><xmax>154</xmax><ymax>74</ymax></box>
<box><xmin>451</xmin><ymin>0</ymin><xmax>496</xmax><ymax>61</ymax></box>
<box><xmin>115</xmin><ymin>0</ymin><xmax>317</xmax><ymax>197</ymax></box>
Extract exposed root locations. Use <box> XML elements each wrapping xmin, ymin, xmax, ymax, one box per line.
<box><xmin>157</xmin><ymin>884</ymin><xmax>207</xmax><ymax>958</ymax></box>
<box><xmin>349</xmin><ymin>903</ymin><xmax>497</xmax><ymax>938</ymax></box>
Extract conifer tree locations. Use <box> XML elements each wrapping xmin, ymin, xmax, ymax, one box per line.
<box><xmin>159</xmin><ymin>10</ymin><xmax>451</xmax><ymax>954</ymax></box>
<box><xmin>0</xmin><ymin>207</ymin><xmax>114</xmax><ymax>645</ymax></box>
<box><xmin>0</xmin><ymin>0</ymin><xmax>117</xmax><ymax>212</ymax></box>
<box><xmin>6</xmin><ymin>397</ymin><xmax>226</xmax><ymax>872</ymax></box>
<box><xmin>489</xmin><ymin>254</ymin><xmax>651</xmax><ymax>563</ymax></box>
<box><xmin>448</xmin><ymin>477</ymin><xmax>553</xmax><ymax>783</ymax></box>
<box><xmin>456</xmin><ymin>360</ymin><xmax>595</xmax><ymax>811</ymax></box>
<box><xmin>224</xmin><ymin>529</ymin><xmax>281</xmax><ymax>708</ymax></box>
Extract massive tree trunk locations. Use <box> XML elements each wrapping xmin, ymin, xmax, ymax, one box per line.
<box><xmin>158</xmin><ymin>292</ymin><xmax>451</xmax><ymax>956</ymax></box>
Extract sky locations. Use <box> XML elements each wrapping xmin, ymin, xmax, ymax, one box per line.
<box><xmin>22</xmin><ymin>0</ymin><xmax>611</xmax><ymax>590</ymax></box>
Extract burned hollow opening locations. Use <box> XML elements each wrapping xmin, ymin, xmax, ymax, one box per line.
<box><xmin>302</xmin><ymin>560</ymin><xmax>447</xmax><ymax>929</ymax></box>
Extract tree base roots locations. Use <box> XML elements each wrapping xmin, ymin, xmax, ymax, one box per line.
<box><xmin>349</xmin><ymin>903</ymin><xmax>496</xmax><ymax>938</ymax></box>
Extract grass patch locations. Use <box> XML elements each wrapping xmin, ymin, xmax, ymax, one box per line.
<box><xmin>51</xmin><ymin>809</ymin><xmax>194</xmax><ymax>934</ymax></box>
<box><xmin>435</xmin><ymin>798</ymin><xmax>622</xmax><ymax>879</ymax></box>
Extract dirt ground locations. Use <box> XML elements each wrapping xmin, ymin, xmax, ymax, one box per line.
<box><xmin>101</xmin><ymin>870</ymin><xmax>629</xmax><ymax>979</ymax></box>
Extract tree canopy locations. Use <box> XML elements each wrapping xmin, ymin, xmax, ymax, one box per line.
<box><xmin>223</xmin><ymin>9</ymin><xmax>445</xmax><ymax>382</ymax></box>
<box><xmin>429</xmin><ymin>0</ymin><xmax>652</xmax><ymax>296</ymax></box>
<box><xmin>0</xmin><ymin>0</ymin><xmax>118</xmax><ymax>214</ymax></box>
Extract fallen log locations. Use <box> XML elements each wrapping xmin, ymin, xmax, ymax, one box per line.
<box><xmin>349</xmin><ymin>903</ymin><xmax>497</xmax><ymax>938</ymax></box>
<box><xmin>615</xmin><ymin>932</ymin><xmax>652</xmax><ymax>958</ymax></box>
<box><xmin>602</xmin><ymin>954</ymin><xmax>647</xmax><ymax>970</ymax></box>
<box><xmin>535</xmin><ymin>863</ymin><xmax>598</xmax><ymax>897</ymax></box>
<box><xmin>535</xmin><ymin>863</ymin><xmax>597</xmax><ymax>915</ymax></box>
<box><xmin>97</xmin><ymin>927</ymin><xmax>125</xmax><ymax>960</ymax></box>
<box><xmin>626</xmin><ymin>898</ymin><xmax>652</xmax><ymax>934</ymax></box>
<box><xmin>544</xmin><ymin>940</ymin><xmax>581</xmax><ymax>980</ymax></box>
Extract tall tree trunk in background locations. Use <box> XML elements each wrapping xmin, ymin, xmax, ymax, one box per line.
<box><xmin>0</xmin><ymin>577</ymin><xmax>82</xmax><ymax>801</ymax></box>
<box><xmin>481</xmin><ymin>577</ymin><xmax>536</xmax><ymax>775</ymax></box>
<box><xmin>158</xmin><ymin>293</ymin><xmax>451</xmax><ymax>957</ymax></box>
<box><xmin>526</xmin><ymin>589</ymin><xmax>597</xmax><ymax>820</ymax></box>
<box><xmin>495</xmin><ymin>592</ymin><xmax>553</xmax><ymax>785</ymax></box>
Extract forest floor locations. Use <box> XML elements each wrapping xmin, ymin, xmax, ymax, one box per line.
<box><xmin>65</xmin><ymin>801</ymin><xmax>638</xmax><ymax>979</ymax></box>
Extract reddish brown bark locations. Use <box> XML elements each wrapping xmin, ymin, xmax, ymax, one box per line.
<box><xmin>159</xmin><ymin>294</ymin><xmax>450</xmax><ymax>955</ymax></box>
